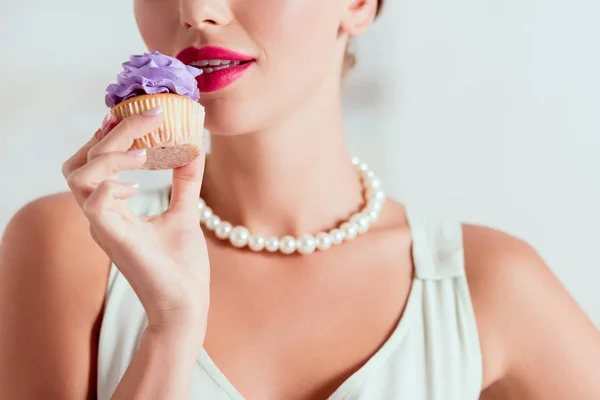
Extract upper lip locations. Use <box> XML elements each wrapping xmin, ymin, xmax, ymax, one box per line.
<box><xmin>176</xmin><ymin>46</ymin><xmax>254</xmax><ymax>64</ymax></box>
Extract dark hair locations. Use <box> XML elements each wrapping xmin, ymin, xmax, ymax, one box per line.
<box><xmin>343</xmin><ymin>1</ymin><xmax>384</xmax><ymax>74</ymax></box>
<box><xmin>377</xmin><ymin>0</ymin><xmax>384</xmax><ymax>17</ymax></box>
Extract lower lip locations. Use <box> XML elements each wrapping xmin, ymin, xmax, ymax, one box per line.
<box><xmin>196</xmin><ymin>62</ymin><xmax>253</xmax><ymax>92</ymax></box>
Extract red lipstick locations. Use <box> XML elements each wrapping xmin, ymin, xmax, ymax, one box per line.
<box><xmin>176</xmin><ymin>46</ymin><xmax>255</xmax><ymax>93</ymax></box>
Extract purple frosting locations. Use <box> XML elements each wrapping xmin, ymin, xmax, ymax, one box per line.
<box><xmin>105</xmin><ymin>51</ymin><xmax>202</xmax><ymax>107</ymax></box>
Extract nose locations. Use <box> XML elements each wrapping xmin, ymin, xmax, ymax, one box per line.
<box><xmin>179</xmin><ymin>0</ymin><xmax>233</xmax><ymax>29</ymax></box>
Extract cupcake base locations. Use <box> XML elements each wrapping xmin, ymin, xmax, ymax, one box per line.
<box><xmin>110</xmin><ymin>93</ymin><xmax>205</xmax><ymax>170</ymax></box>
<box><xmin>143</xmin><ymin>143</ymin><xmax>201</xmax><ymax>170</ymax></box>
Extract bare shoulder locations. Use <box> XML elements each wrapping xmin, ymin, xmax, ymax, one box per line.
<box><xmin>462</xmin><ymin>224</ymin><xmax>600</xmax><ymax>399</ymax></box>
<box><xmin>1</xmin><ymin>192</ymin><xmax>110</xmax><ymax>274</ymax></box>
<box><xmin>0</xmin><ymin>192</ymin><xmax>111</xmax><ymax>399</ymax></box>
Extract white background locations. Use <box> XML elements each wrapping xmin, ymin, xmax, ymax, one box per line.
<box><xmin>1</xmin><ymin>0</ymin><xmax>598</xmax><ymax>326</ymax></box>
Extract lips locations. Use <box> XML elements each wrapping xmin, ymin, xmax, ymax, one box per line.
<box><xmin>176</xmin><ymin>46</ymin><xmax>255</xmax><ymax>93</ymax></box>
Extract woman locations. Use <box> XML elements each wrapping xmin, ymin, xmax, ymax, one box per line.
<box><xmin>1</xmin><ymin>0</ymin><xmax>599</xmax><ymax>399</ymax></box>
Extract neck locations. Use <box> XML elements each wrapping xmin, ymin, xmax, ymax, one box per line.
<box><xmin>202</xmin><ymin>82</ymin><xmax>364</xmax><ymax>237</ymax></box>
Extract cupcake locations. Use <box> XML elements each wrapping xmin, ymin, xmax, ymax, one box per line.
<box><xmin>105</xmin><ymin>51</ymin><xmax>205</xmax><ymax>170</ymax></box>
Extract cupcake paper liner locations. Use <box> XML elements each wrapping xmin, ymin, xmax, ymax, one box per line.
<box><xmin>110</xmin><ymin>93</ymin><xmax>205</xmax><ymax>150</ymax></box>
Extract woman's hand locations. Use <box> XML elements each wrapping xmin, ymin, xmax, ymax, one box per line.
<box><xmin>62</xmin><ymin>107</ymin><xmax>210</xmax><ymax>333</ymax></box>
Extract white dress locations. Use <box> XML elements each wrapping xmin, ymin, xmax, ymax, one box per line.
<box><xmin>97</xmin><ymin>187</ymin><xmax>483</xmax><ymax>399</ymax></box>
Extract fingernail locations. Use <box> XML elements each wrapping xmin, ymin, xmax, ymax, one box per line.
<box><xmin>127</xmin><ymin>149</ymin><xmax>147</xmax><ymax>157</ymax></box>
<box><xmin>100</xmin><ymin>112</ymin><xmax>112</xmax><ymax>130</ymax></box>
<box><xmin>141</xmin><ymin>106</ymin><xmax>162</xmax><ymax>117</ymax></box>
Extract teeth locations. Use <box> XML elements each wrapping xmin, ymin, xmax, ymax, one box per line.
<box><xmin>192</xmin><ymin>59</ymin><xmax>250</xmax><ymax>74</ymax></box>
<box><xmin>190</xmin><ymin>60</ymin><xmax>209</xmax><ymax>67</ymax></box>
<box><xmin>201</xmin><ymin>65</ymin><xmax>231</xmax><ymax>74</ymax></box>
<box><xmin>190</xmin><ymin>60</ymin><xmax>245</xmax><ymax>69</ymax></box>
<box><xmin>202</xmin><ymin>59</ymin><xmax>236</xmax><ymax>66</ymax></box>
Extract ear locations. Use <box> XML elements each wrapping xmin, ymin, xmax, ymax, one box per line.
<box><xmin>340</xmin><ymin>0</ymin><xmax>379</xmax><ymax>36</ymax></box>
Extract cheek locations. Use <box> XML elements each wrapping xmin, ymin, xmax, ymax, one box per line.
<box><xmin>253</xmin><ymin>2</ymin><xmax>341</xmax><ymax>66</ymax></box>
<box><xmin>246</xmin><ymin>0</ymin><xmax>343</xmax><ymax>95</ymax></box>
<box><xmin>134</xmin><ymin>0</ymin><xmax>180</xmax><ymax>55</ymax></box>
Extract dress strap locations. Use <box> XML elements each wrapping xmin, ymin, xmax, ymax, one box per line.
<box><xmin>405</xmin><ymin>209</ymin><xmax>465</xmax><ymax>281</ymax></box>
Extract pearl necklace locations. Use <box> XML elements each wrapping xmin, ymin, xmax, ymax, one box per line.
<box><xmin>198</xmin><ymin>158</ymin><xmax>385</xmax><ymax>255</ymax></box>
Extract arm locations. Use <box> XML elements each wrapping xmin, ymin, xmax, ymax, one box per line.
<box><xmin>463</xmin><ymin>225</ymin><xmax>600</xmax><ymax>399</ymax></box>
<box><xmin>111</xmin><ymin>326</ymin><xmax>204</xmax><ymax>400</ymax></box>
<box><xmin>0</xmin><ymin>194</ymin><xmax>110</xmax><ymax>399</ymax></box>
<box><xmin>0</xmin><ymin>193</ymin><xmax>207</xmax><ymax>400</ymax></box>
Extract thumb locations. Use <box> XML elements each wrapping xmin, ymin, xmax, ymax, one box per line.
<box><xmin>168</xmin><ymin>149</ymin><xmax>206</xmax><ymax>215</ymax></box>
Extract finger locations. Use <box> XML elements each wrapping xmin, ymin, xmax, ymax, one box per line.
<box><xmin>83</xmin><ymin>180</ymin><xmax>139</xmax><ymax>239</ymax></box>
<box><xmin>66</xmin><ymin>151</ymin><xmax>148</xmax><ymax>205</ymax></box>
<box><xmin>88</xmin><ymin>107</ymin><xmax>163</xmax><ymax>161</ymax></box>
<box><xmin>168</xmin><ymin>147</ymin><xmax>206</xmax><ymax>215</ymax></box>
<box><xmin>62</xmin><ymin>113</ymin><xmax>118</xmax><ymax>178</ymax></box>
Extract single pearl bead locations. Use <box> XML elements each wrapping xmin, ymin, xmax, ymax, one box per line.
<box><xmin>365</xmin><ymin>201</ymin><xmax>381</xmax><ymax>211</ymax></box>
<box><xmin>200</xmin><ymin>207</ymin><xmax>213</xmax><ymax>222</ymax></box>
<box><xmin>248</xmin><ymin>234</ymin><xmax>266</xmax><ymax>252</ymax></box>
<box><xmin>351</xmin><ymin>157</ymin><xmax>360</xmax><ymax>165</ymax></box>
<box><xmin>229</xmin><ymin>226</ymin><xmax>250</xmax><ymax>248</ymax></box>
<box><xmin>316</xmin><ymin>232</ymin><xmax>332</xmax><ymax>251</ymax></box>
<box><xmin>279</xmin><ymin>236</ymin><xmax>297</xmax><ymax>254</ymax></box>
<box><xmin>368</xmin><ymin>178</ymin><xmax>382</xmax><ymax>189</ymax></box>
<box><xmin>198</xmin><ymin>198</ymin><xmax>206</xmax><ymax>210</ymax></box>
<box><xmin>372</xmin><ymin>190</ymin><xmax>386</xmax><ymax>202</ymax></box>
<box><xmin>341</xmin><ymin>222</ymin><xmax>358</xmax><ymax>240</ymax></box>
<box><xmin>205</xmin><ymin>215</ymin><xmax>221</xmax><ymax>231</ymax></box>
<box><xmin>371</xmin><ymin>200</ymin><xmax>383</xmax><ymax>210</ymax></box>
<box><xmin>265</xmin><ymin>237</ymin><xmax>280</xmax><ymax>252</ymax></box>
<box><xmin>367</xmin><ymin>209</ymin><xmax>380</xmax><ymax>222</ymax></box>
<box><xmin>359</xmin><ymin>162</ymin><xmax>369</xmax><ymax>172</ymax></box>
<box><xmin>365</xmin><ymin>170</ymin><xmax>376</xmax><ymax>180</ymax></box>
<box><xmin>329</xmin><ymin>228</ymin><xmax>345</xmax><ymax>245</ymax></box>
<box><xmin>215</xmin><ymin>221</ymin><xmax>232</xmax><ymax>240</ymax></box>
<box><xmin>352</xmin><ymin>213</ymin><xmax>370</xmax><ymax>233</ymax></box>
<box><xmin>297</xmin><ymin>235</ymin><xmax>317</xmax><ymax>255</ymax></box>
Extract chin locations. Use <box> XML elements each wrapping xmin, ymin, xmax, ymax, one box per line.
<box><xmin>201</xmin><ymin>102</ymin><xmax>255</xmax><ymax>136</ymax></box>
<box><xmin>201</xmin><ymin>95</ymin><xmax>284</xmax><ymax>136</ymax></box>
